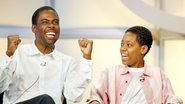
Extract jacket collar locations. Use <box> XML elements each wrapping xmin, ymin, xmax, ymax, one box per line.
<box><xmin>120</xmin><ymin>62</ymin><xmax>151</xmax><ymax>77</ymax></box>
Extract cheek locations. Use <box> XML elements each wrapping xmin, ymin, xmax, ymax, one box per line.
<box><xmin>35</xmin><ymin>27</ymin><xmax>43</xmax><ymax>34</ymax></box>
<box><xmin>120</xmin><ymin>48</ymin><xmax>122</xmax><ymax>53</ymax></box>
<box><xmin>130</xmin><ymin>51</ymin><xmax>141</xmax><ymax>61</ymax></box>
<box><xmin>128</xmin><ymin>49</ymin><xmax>139</xmax><ymax>59</ymax></box>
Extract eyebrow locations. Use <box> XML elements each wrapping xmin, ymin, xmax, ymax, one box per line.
<box><xmin>41</xmin><ymin>18</ymin><xmax>59</xmax><ymax>21</ymax></box>
<box><xmin>41</xmin><ymin>19</ymin><xmax>49</xmax><ymax>21</ymax></box>
<box><xmin>121</xmin><ymin>39</ymin><xmax>134</xmax><ymax>43</ymax></box>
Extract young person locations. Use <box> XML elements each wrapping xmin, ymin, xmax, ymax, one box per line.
<box><xmin>87</xmin><ymin>26</ymin><xmax>182</xmax><ymax>104</ymax></box>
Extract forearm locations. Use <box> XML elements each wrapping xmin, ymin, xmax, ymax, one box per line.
<box><xmin>0</xmin><ymin>55</ymin><xmax>12</xmax><ymax>93</ymax></box>
<box><xmin>87</xmin><ymin>69</ymin><xmax>110</xmax><ymax>104</ymax></box>
<box><xmin>64</xmin><ymin>58</ymin><xmax>92</xmax><ymax>102</ymax></box>
<box><xmin>162</xmin><ymin>74</ymin><xmax>183</xmax><ymax>104</ymax></box>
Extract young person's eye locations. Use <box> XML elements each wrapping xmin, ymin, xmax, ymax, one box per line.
<box><xmin>127</xmin><ymin>43</ymin><xmax>132</xmax><ymax>47</ymax></box>
<box><xmin>121</xmin><ymin>43</ymin><xmax>124</xmax><ymax>46</ymax></box>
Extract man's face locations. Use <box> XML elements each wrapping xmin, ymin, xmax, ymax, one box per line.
<box><xmin>32</xmin><ymin>10</ymin><xmax>60</xmax><ymax>47</ymax></box>
<box><xmin>120</xmin><ymin>32</ymin><xmax>146</xmax><ymax>68</ymax></box>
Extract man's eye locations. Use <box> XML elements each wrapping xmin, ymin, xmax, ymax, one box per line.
<box><xmin>53</xmin><ymin>20</ymin><xmax>59</xmax><ymax>25</ymax></box>
<box><xmin>42</xmin><ymin>21</ymin><xmax>49</xmax><ymax>25</ymax></box>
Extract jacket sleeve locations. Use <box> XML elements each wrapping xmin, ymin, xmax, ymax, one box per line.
<box><xmin>86</xmin><ymin>68</ymin><xmax>110</xmax><ymax>104</ymax></box>
<box><xmin>161</xmin><ymin>70</ymin><xmax>183</xmax><ymax>104</ymax></box>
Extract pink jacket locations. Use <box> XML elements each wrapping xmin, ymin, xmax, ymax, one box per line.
<box><xmin>87</xmin><ymin>64</ymin><xmax>183</xmax><ymax>104</ymax></box>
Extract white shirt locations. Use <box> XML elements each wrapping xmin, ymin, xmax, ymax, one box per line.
<box><xmin>0</xmin><ymin>42</ymin><xmax>92</xmax><ymax>104</ymax></box>
<box><xmin>121</xmin><ymin>68</ymin><xmax>147</xmax><ymax>104</ymax></box>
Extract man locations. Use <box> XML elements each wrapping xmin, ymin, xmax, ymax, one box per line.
<box><xmin>0</xmin><ymin>6</ymin><xmax>93</xmax><ymax>104</ymax></box>
<box><xmin>87</xmin><ymin>26</ymin><xmax>182</xmax><ymax>104</ymax></box>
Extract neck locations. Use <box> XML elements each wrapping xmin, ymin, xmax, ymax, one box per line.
<box><xmin>128</xmin><ymin>59</ymin><xmax>145</xmax><ymax>68</ymax></box>
<box><xmin>35</xmin><ymin>41</ymin><xmax>54</xmax><ymax>55</ymax></box>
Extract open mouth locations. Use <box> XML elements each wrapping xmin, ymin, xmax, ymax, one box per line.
<box><xmin>46</xmin><ymin>32</ymin><xmax>56</xmax><ymax>39</ymax></box>
<box><xmin>121</xmin><ymin>53</ymin><xmax>128</xmax><ymax>60</ymax></box>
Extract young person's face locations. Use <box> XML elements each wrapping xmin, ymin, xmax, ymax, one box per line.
<box><xmin>120</xmin><ymin>32</ymin><xmax>147</xmax><ymax>68</ymax></box>
<box><xmin>32</xmin><ymin>10</ymin><xmax>60</xmax><ymax>47</ymax></box>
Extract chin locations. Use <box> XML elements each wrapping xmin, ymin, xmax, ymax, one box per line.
<box><xmin>122</xmin><ymin>61</ymin><xmax>128</xmax><ymax>65</ymax></box>
<box><xmin>47</xmin><ymin>41</ymin><xmax>55</xmax><ymax>45</ymax></box>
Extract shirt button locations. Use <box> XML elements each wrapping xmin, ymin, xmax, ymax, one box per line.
<box><xmin>125</xmin><ymin>81</ymin><xmax>128</xmax><ymax>83</ymax></box>
<box><xmin>120</xmin><ymin>93</ymin><xmax>122</xmax><ymax>96</ymax></box>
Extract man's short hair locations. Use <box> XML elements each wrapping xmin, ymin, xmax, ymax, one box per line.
<box><xmin>32</xmin><ymin>6</ymin><xmax>58</xmax><ymax>25</ymax></box>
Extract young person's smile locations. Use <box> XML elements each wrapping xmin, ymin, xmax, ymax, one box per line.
<box><xmin>120</xmin><ymin>32</ymin><xmax>144</xmax><ymax>68</ymax></box>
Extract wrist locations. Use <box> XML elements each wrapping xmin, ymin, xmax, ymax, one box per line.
<box><xmin>83</xmin><ymin>54</ymin><xmax>92</xmax><ymax>60</ymax></box>
<box><xmin>6</xmin><ymin>50</ymin><xmax>13</xmax><ymax>57</ymax></box>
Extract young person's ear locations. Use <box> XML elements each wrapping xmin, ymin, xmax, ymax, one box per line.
<box><xmin>140</xmin><ymin>45</ymin><xmax>148</xmax><ymax>55</ymax></box>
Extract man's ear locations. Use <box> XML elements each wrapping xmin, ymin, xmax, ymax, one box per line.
<box><xmin>140</xmin><ymin>45</ymin><xmax>148</xmax><ymax>55</ymax></box>
<box><xmin>32</xmin><ymin>25</ymin><xmax>36</xmax><ymax>33</ymax></box>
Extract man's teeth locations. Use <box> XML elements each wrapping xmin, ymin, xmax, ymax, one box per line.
<box><xmin>46</xmin><ymin>32</ymin><xmax>55</xmax><ymax>35</ymax></box>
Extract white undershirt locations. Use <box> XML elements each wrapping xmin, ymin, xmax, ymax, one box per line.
<box><xmin>121</xmin><ymin>68</ymin><xmax>147</xmax><ymax>104</ymax></box>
